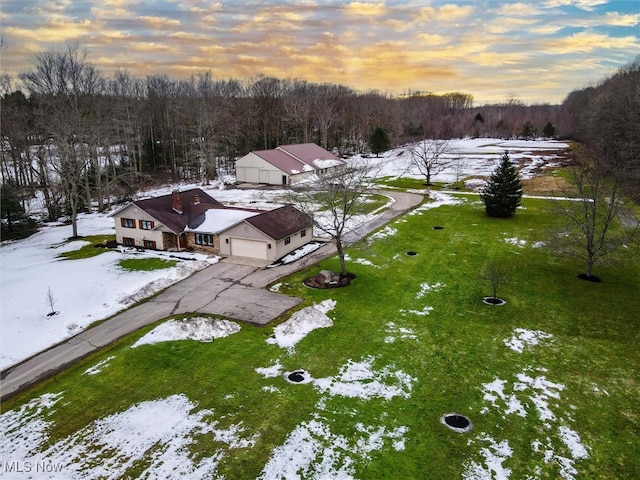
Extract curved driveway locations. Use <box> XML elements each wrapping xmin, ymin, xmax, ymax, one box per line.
<box><xmin>0</xmin><ymin>190</ymin><xmax>423</xmax><ymax>401</ymax></box>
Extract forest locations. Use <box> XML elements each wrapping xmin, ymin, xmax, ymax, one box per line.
<box><xmin>1</xmin><ymin>43</ymin><xmax>638</xmax><ymax>239</ymax></box>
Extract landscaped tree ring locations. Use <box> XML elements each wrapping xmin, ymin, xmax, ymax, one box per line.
<box><xmin>441</xmin><ymin>413</ymin><xmax>473</xmax><ymax>433</ymax></box>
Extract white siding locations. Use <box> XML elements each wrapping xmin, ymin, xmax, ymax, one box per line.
<box><xmin>236</xmin><ymin>152</ymin><xmax>284</xmax><ymax>185</ymax></box>
<box><xmin>113</xmin><ymin>204</ymin><xmax>167</xmax><ymax>249</ymax></box>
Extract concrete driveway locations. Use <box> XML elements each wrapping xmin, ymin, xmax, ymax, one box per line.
<box><xmin>0</xmin><ymin>190</ymin><xmax>423</xmax><ymax>401</ymax></box>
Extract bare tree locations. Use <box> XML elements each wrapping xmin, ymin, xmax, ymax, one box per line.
<box><xmin>288</xmin><ymin>160</ymin><xmax>376</xmax><ymax>276</ymax></box>
<box><xmin>549</xmin><ymin>154</ymin><xmax>639</xmax><ymax>280</ymax></box>
<box><xmin>478</xmin><ymin>261</ymin><xmax>509</xmax><ymax>302</ymax></box>
<box><xmin>408</xmin><ymin>139</ymin><xmax>452</xmax><ymax>185</ymax></box>
<box><xmin>20</xmin><ymin>42</ymin><xmax>104</xmax><ymax>237</ymax></box>
<box><xmin>46</xmin><ymin>286</ymin><xmax>58</xmax><ymax>316</ymax></box>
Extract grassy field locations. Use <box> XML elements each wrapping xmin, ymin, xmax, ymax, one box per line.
<box><xmin>3</xmin><ymin>195</ymin><xmax>639</xmax><ymax>479</ymax></box>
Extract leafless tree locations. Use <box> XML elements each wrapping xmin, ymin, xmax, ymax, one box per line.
<box><xmin>288</xmin><ymin>160</ymin><xmax>376</xmax><ymax>276</ymax></box>
<box><xmin>408</xmin><ymin>139</ymin><xmax>452</xmax><ymax>185</ymax></box>
<box><xmin>20</xmin><ymin>42</ymin><xmax>104</xmax><ymax>236</ymax></box>
<box><xmin>478</xmin><ymin>261</ymin><xmax>509</xmax><ymax>301</ymax></box>
<box><xmin>549</xmin><ymin>154</ymin><xmax>639</xmax><ymax>280</ymax></box>
<box><xmin>46</xmin><ymin>286</ymin><xmax>57</xmax><ymax>315</ymax></box>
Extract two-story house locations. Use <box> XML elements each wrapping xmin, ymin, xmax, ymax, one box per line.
<box><xmin>111</xmin><ymin>188</ymin><xmax>313</xmax><ymax>261</ymax></box>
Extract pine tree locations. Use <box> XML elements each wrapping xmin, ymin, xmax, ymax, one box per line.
<box><xmin>542</xmin><ymin>122</ymin><xmax>556</xmax><ymax>138</ymax></box>
<box><xmin>368</xmin><ymin>126</ymin><xmax>390</xmax><ymax>157</ymax></box>
<box><xmin>481</xmin><ymin>153</ymin><xmax>523</xmax><ymax>218</ymax></box>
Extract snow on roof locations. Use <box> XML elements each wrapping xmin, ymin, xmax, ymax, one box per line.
<box><xmin>312</xmin><ymin>158</ymin><xmax>343</xmax><ymax>169</ymax></box>
<box><xmin>186</xmin><ymin>208</ymin><xmax>258</xmax><ymax>234</ymax></box>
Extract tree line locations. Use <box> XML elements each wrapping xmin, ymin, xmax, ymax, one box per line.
<box><xmin>560</xmin><ymin>57</ymin><xmax>640</xmax><ymax>200</ymax></box>
<box><xmin>1</xmin><ymin>43</ymin><xmax>636</xmax><ymax>239</ymax></box>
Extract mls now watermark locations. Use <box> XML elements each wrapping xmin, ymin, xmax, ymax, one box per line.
<box><xmin>3</xmin><ymin>460</ymin><xmax>64</xmax><ymax>474</ymax></box>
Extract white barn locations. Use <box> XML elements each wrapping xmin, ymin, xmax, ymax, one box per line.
<box><xmin>235</xmin><ymin>143</ymin><xmax>344</xmax><ymax>186</ymax></box>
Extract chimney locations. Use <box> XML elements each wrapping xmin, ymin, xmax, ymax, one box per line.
<box><xmin>193</xmin><ymin>194</ymin><xmax>200</xmax><ymax>205</ymax></box>
<box><xmin>172</xmin><ymin>190</ymin><xmax>183</xmax><ymax>214</ymax></box>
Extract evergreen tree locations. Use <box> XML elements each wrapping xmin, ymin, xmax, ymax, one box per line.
<box><xmin>520</xmin><ymin>121</ymin><xmax>535</xmax><ymax>139</ymax></box>
<box><xmin>368</xmin><ymin>126</ymin><xmax>390</xmax><ymax>157</ymax></box>
<box><xmin>1</xmin><ymin>181</ymin><xmax>37</xmax><ymax>239</ymax></box>
<box><xmin>542</xmin><ymin>122</ymin><xmax>556</xmax><ymax>138</ymax></box>
<box><xmin>481</xmin><ymin>153</ymin><xmax>523</xmax><ymax>218</ymax></box>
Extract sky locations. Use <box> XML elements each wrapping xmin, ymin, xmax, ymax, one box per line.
<box><xmin>1</xmin><ymin>0</ymin><xmax>638</xmax><ymax>105</ymax></box>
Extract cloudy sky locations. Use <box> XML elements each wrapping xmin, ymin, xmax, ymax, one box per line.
<box><xmin>2</xmin><ymin>0</ymin><xmax>638</xmax><ymax>104</ymax></box>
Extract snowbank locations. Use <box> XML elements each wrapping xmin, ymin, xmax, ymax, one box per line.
<box><xmin>131</xmin><ymin>317</ymin><xmax>240</xmax><ymax>348</ymax></box>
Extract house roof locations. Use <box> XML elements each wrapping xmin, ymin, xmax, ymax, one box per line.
<box><xmin>132</xmin><ymin>188</ymin><xmax>223</xmax><ymax>234</ymax></box>
<box><xmin>186</xmin><ymin>207</ymin><xmax>259</xmax><ymax>234</ymax></box>
<box><xmin>248</xmin><ymin>143</ymin><xmax>345</xmax><ymax>176</ymax></box>
<box><xmin>245</xmin><ymin>204</ymin><xmax>313</xmax><ymax>240</ymax></box>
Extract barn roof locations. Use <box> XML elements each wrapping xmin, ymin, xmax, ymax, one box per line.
<box><xmin>253</xmin><ymin>149</ymin><xmax>310</xmax><ymax>175</ymax></box>
<box><xmin>246</xmin><ymin>143</ymin><xmax>345</xmax><ymax>176</ymax></box>
<box><xmin>278</xmin><ymin>143</ymin><xmax>343</xmax><ymax>169</ymax></box>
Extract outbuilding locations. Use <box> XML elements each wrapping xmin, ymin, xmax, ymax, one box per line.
<box><xmin>235</xmin><ymin>143</ymin><xmax>344</xmax><ymax>185</ymax></box>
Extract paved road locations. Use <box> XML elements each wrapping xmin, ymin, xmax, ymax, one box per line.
<box><xmin>0</xmin><ymin>190</ymin><xmax>423</xmax><ymax>401</ymax></box>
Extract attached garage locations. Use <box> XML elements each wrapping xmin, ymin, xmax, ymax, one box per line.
<box><xmin>219</xmin><ymin>205</ymin><xmax>314</xmax><ymax>262</ymax></box>
<box><xmin>230</xmin><ymin>238</ymin><xmax>268</xmax><ymax>259</ymax></box>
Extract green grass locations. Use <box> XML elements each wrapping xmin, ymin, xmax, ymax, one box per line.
<box><xmin>4</xmin><ymin>196</ymin><xmax>639</xmax><ymax>479</ymax></box>
<box><xmin>118</xmin><ymin>257</ymin><xmax>178</xmax><ymax>271</ymax></box>
<box><xmin>59</xmin><ymin>234</ymin><xmax>116</xmax><ymax>259</ymax></box>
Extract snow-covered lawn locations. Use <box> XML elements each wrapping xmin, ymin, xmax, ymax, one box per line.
<box><xmin>361</xmin><ymin>138</ymin><xmax>569</xmax><ymax>184</ymax></box>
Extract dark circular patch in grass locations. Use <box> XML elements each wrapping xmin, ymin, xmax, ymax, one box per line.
<box><xmin>577</xmin><ymin>273</ymin><xmax>601</xmax><ymax>283</ymax></box>
<box><xmin>406</xmin><ymin>251</ymin><xmax>418</xmax><ymax>256</ymax></box>
<box><xmin>288</xmin><ymin>371</ymin><xmax>305</xmax><ymax>382</ymax></box>
<box><xmin>482</xmin><ymin>297</ymin><xmax>507</xmax><ymax>306</ymax></box>
<box><xmin>285</xmin><ymin>370</ymin><xmax>311</xmax><ymax>384</ymax></box>
<box><xmin>441</xmin><ymin>413</ymin><xmax>473</xmax><ymax>433</ymax></box>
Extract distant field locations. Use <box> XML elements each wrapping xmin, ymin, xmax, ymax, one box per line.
<box><xmin>2</xmin><ymin>194</ymin><xmax>639</xmax><ymax>479</ymax></box>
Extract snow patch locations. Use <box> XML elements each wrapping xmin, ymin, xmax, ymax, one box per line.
<box><xmin>384</xmin><ymin>322</ymin><xmax>417</xmax><ymax>343</ymax></box>
<box><xmin>258</xmin><ymin>419</ymin><xmax>407</xmax><ymax>480</ymax></box>
<box><xmin>313</xmin><ymin>356</ymin><xmax>414</xmax><ymax>401</ymax></box>
<box><xmin>400</xmin><ymin>306</ymin><xmax>434</xmax><ymax>316</ymax></box>
<box><xmin>503</xmin><ymin>328</ymin><xmax>554</xmax><ymax>353</ymax></box>
<box><xmin>131</xmin><ymin>317</ymin><xmax>240</xmax><ymax>348</ymax></box>
<box><xmin>267</xmin><ymin>300</ymin><xmax>336</xmax><ymax>352</ymax></box>
<box><xmin>463</xmin><ymin>434</ymin><xmax>513</xmax><ymax>480</ymax></box>
<box><xmin>83</xmin><ymin>356</ymin><xmax>116</xmax><ymax>375</ymax></box>
<box><xmin>504</xmin><ymin>237</ymin><xmax>527</xmax><ymax>248</ymax></box>
<box><xmin>0</xmin><ymin>394</ymin><xmax>257</xmax><ymax>480</ymax></box>
<box><xmin>416</xmin><ymin>281</ymin><xmax>445</xmax><ymax>298</ymax></box>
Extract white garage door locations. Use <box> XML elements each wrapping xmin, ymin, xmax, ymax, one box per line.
<box><xmin>231</xmin><ymin>238</ymin><xmax>268</xmax><ymax>259</ymax></box>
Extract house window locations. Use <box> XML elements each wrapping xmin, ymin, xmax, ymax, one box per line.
<box><xmin>122</xmin><ymin>237</ymin><xmax>134</xmax><ymax>246</ymax></box>
<box><xmin>144</xmin><ymin>240</ymin><xmax>157</xmax><ymax>249</ymax></box>
<box><xmin>284</xmin><ymin>236</ymin><xmax>291</xmax><ymax>245</ymax></box>
<box><xmin>300</xmin><ymin>229</ymin><xmax>307</xmax><ymax>238</ymax></box>
<box><xmin>139</xmin><ymin>220</ymin><xmax>154</xmax><ymax>230</ymax></box>
<box><xmin>195</xmin><ymin>233</ymin><xmax>214</xmax><ymax>246</ymax></box>
<box><xmin>121</xmin><ymin>218</ymin><xmax>135</xmax><ymax>228</ymax></box>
